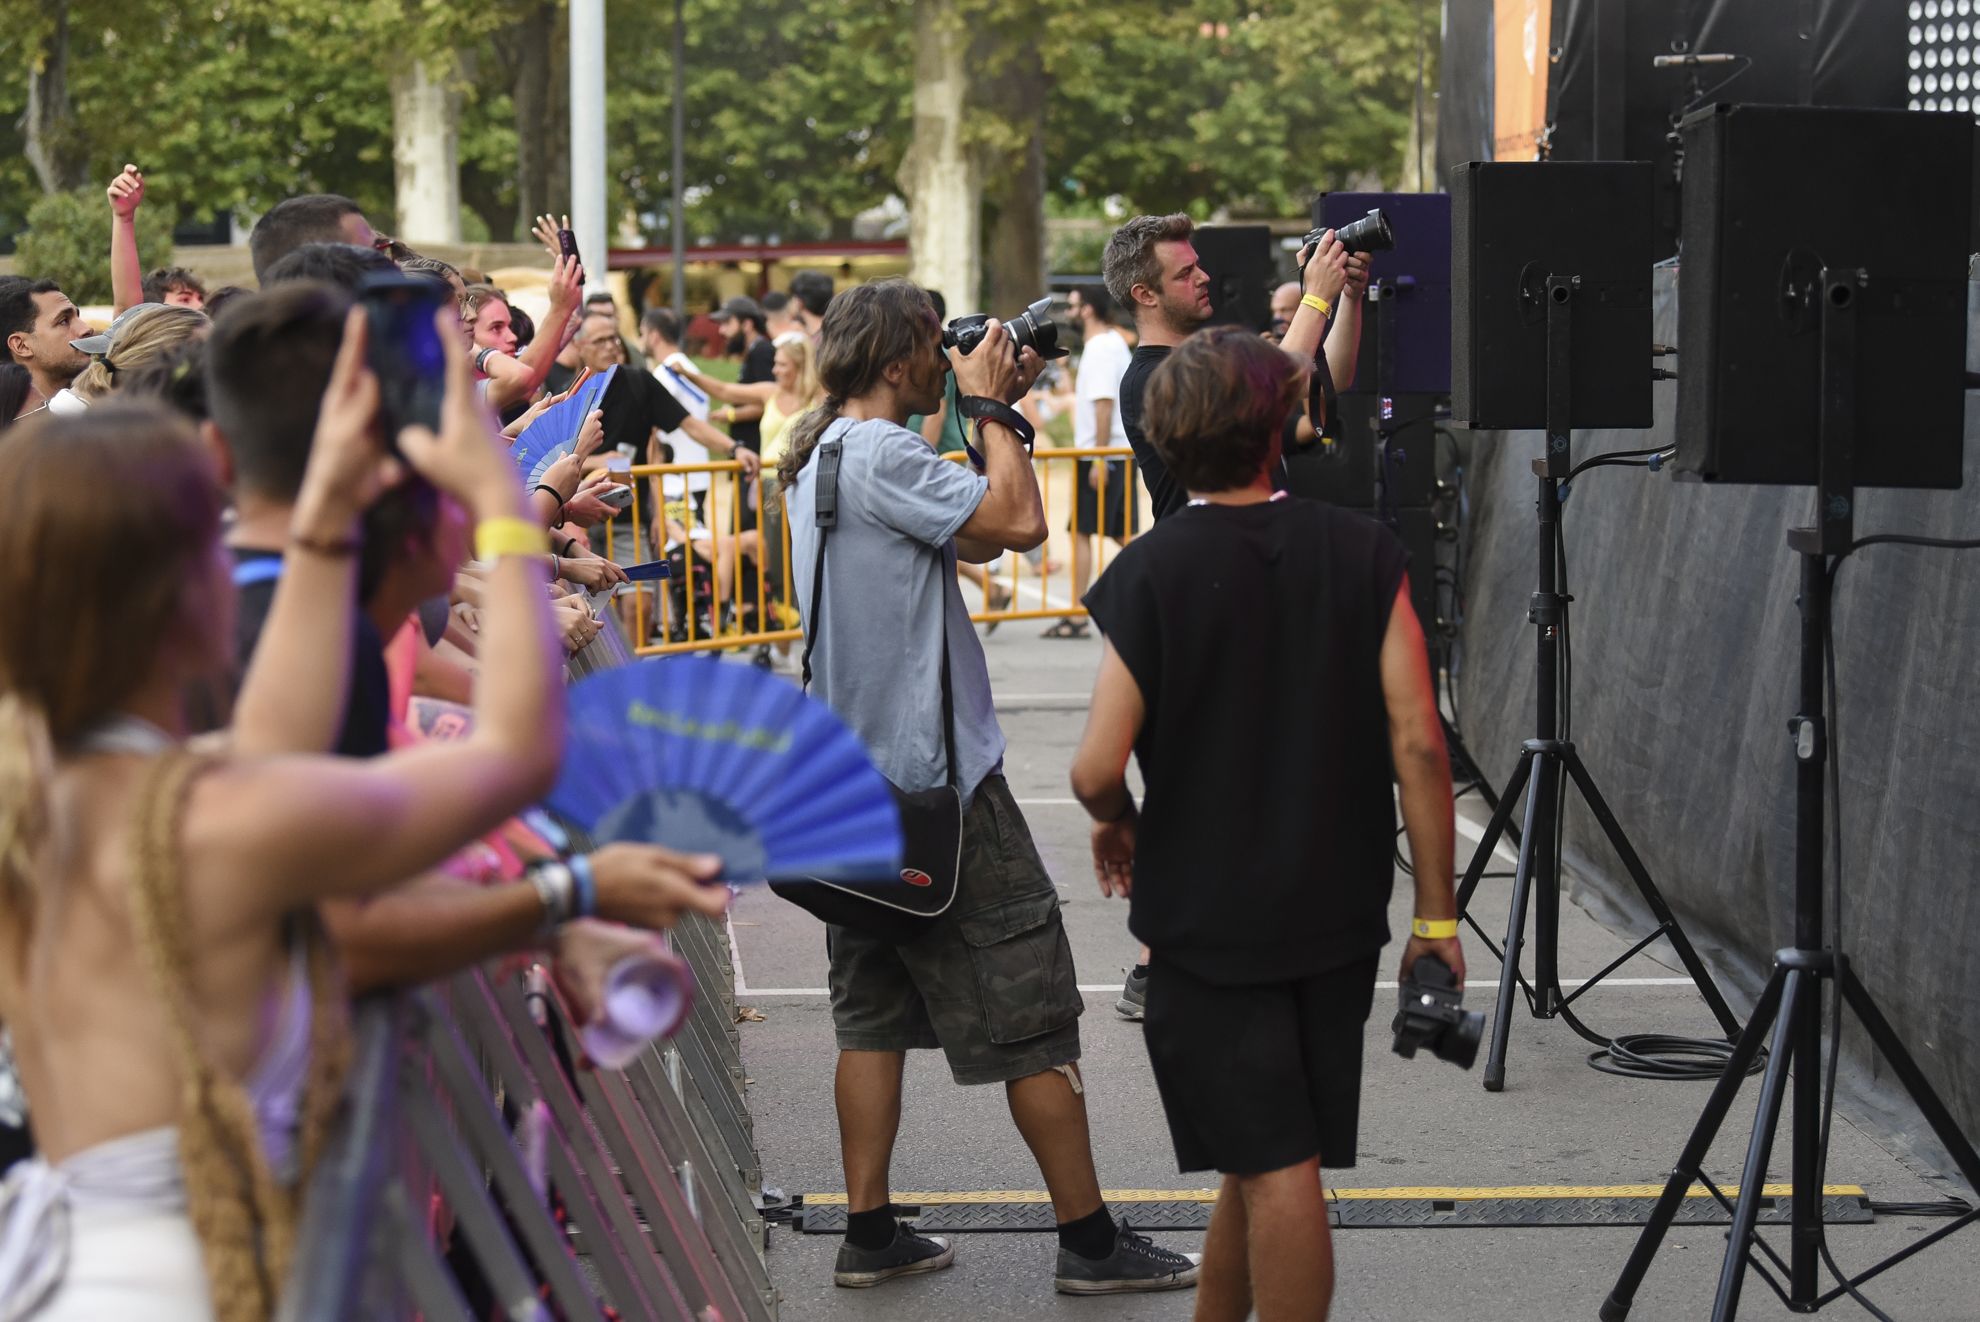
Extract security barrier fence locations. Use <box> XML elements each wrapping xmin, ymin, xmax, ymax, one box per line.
<box><xmin>609</xmin><ymin>446</ymin><xmax>1145</xmax><ymax>656</ymax></box>
<box><xmin>278</xmin><ymin>909</ymin><xmax>774</xmax><ymax>1322</ymax></box>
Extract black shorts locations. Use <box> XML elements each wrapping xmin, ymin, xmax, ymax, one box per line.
<box><xmin>1142</xmin><ymin>953</ymin><xmax>1380</xmax><ymax>1175</ymax></box>
<box><xmin>1070</xmin><ymin>459</ymin><xmax>1138</xmax><ymax>538</ymax></box>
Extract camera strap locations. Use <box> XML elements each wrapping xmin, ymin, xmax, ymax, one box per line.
<box><xmin>800</xmin><ymin>424</ymin><xmax>958</xmax><ymax>789</ymax></box>
<box><xmin>955</xmin><ymin>395</ymin><xmax>1036</xmax><ymax>456</ymax></box>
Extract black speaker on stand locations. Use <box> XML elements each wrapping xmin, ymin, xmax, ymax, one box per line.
<box><xmin>1448</xmin><ymin>159</ymin><xmax>1742</xmax><ymax>1092</ymax></box>
<box><xmin>1603</xmin><ymin>102</ymin><xmax>1980</xmax><ymax>1322</ymax></box>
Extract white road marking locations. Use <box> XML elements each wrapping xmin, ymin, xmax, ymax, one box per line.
<box><xmin>734</xmin><ymin>977</ymin><xmax>1697</xmax><ymax>999</ymax></box>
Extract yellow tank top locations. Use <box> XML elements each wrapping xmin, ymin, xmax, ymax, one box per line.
<box><xmin>759</xmin><ymin>394</ymin><xmax>792</xmax><ymax>466</ymax></box>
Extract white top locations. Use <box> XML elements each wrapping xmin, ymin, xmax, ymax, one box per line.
<box><xmin>653</xmin><ymin>352</ymin><xmax>712</xmax><ymax>496</ymax></box>
<box><xmin>1073</xmin><ymin>329</ymin><xmax>1131</xmax><ymax>449</ymax></box>
<box><xmin>46</xmin><ymin>388</ymin><xmax>87</xmax><ymax>416</ymax></box>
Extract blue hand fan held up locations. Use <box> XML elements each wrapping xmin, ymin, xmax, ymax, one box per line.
<box><xmin>511</xmin><ymin>364</ymin><xmax>617</xmax><ymax>484</ymax></box>
<box><xmin>547</xmin><ymin>656</ymin><xmax>904</xmax><ymax>885</ymax></box>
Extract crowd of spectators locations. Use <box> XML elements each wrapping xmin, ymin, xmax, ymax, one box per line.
<box><xmin>0</xmin><ymin>170</ymin><xmax>848</xmax><ymax>1316</ymax></box>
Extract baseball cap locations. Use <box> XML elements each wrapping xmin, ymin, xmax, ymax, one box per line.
<box><xmin>717</xmin><ymin>296</ymin><xmax>764</xmax><ymax>323</ymax></box>
<box><xmin>70</xmin><ymin>302</ymin><xmax>168</xmax><ymax>357</ymax></box>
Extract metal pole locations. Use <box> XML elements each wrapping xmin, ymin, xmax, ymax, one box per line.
<box><xmin>671</xmin><ymin>0</ymin><xmax>687</xmax><ymax>313</ymax></box>
<box><xmin>569</xmin><ymin>0</ymin><xmax>609</xmax><ymax>295</ymax></box>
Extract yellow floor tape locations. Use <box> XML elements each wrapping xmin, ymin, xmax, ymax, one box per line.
<box><xmin>802</xmin><ymin>1183</ymin><xmax>1866</xmax><ymax>1206</ymax></box>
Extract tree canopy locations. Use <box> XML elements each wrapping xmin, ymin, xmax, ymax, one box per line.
<box><xmin>2</xmin><ymin>0</ymin><xmax>1439</xmax><ymax>249</ymax></box>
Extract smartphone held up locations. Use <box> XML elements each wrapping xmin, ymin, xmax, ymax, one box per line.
<box><xmin>359</xmin><ymin>271</ymin><xmax>450</xmax><ymax>443</ymax></box>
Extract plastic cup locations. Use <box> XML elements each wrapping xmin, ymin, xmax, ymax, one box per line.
<box><xmin>579</xmin><ymin>949</ymin><xmax>695</xmax><ymax>1069</ymax></box>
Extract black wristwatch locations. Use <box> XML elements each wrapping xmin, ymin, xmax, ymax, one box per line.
<box><xmin>955</xmin><ymin>395</ymin><xmax>1036</xmax><ymax>451</ymax></box>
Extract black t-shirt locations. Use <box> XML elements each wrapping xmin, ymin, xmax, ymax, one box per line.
<box><xmin>599</xmin><ymin>365</ymin><xmax>690</xmax><ymax>460</ymax></box>
<box><xmin>231</xmin><ymin>549</ymin><xmax>392</xmax><ymax>759</ymax></box>
<box><xmin>1119</xmin><ymin>345</ymin><xmax>1185</xmax><ymax>521</ymax></box>
<box><xmin>1082</xmin><ymin>497</ymin><xmax>1410</xmax><ymax>984</ymax></box>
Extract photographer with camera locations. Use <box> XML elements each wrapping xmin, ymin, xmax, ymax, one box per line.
<box><xmin>780</xmin><ymin>279</ymin><xmax>1200</xmax><ymax>1298</ymax></box>
<box><xmin>1070</xmin><ymin>325</ymin><xmax>1458</xmax><ymax>1322</ymax></box>
<box><xmin>1103</xmin><ymin>214</ymin><xmax>1349</xmax><ymax>525</ymax></box>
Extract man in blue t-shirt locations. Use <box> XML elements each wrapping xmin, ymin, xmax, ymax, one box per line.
<box><xmin>783</xmin><ymin>279</ymin><xmax>1201</xmax><ymax>1298</ymax></box>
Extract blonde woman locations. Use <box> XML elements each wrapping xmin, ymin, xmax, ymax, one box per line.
<box><xmin>69</xmin><ymin>304</ymin><xmax>209</xmax><ymax>405</ymax></box>
<box><xmin>0</xmin><ymin>312</ymin><xmax>563</xmax><ymax>1320</ymax></box>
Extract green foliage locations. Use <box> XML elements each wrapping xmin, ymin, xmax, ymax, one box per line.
<box><xmin>15</xmin><ymin>187</ymin><xmax>177</xmax><ymax>303</ymax></box>
<box><xmin>1</xmin><ymin>0</ymin><xmax>1437</xmax><ymax>256</ymax></box>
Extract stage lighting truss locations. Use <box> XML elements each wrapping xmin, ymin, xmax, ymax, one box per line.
<box><xmin>1909</xmin><ymin>0</ymin><xmax>1980</xmax><ymax>113</ymax></box>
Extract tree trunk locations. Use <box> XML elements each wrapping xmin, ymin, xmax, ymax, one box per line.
<box><xmin>392</xmin><ymin>59</ymin><xmax>463</xmax><ymax>245</ymax></box>
<box><xmin>24</xmin><ymin>0</ymin><xmax>88</xmax><ymax>194</ymax></box>
<box><xmin>979</xmin><ymin>37</ymin><xmax>1048</xmax><ymax>319</ymax></box>
<box><xmin>899</xmin><ymin>0</ymin><xmax>981</xmax><ymax>311</ymax></box>
<box><xmin>512</xmin><ymin>0</ymin><xmax>557</xmax><ymax>237</ymax></box>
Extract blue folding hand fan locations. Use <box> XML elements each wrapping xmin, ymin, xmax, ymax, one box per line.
<box><xmin>547</xmin><ymin>655</ymin><xmax>903</xmax><ymax>884</ymax></box>
<box><xmin>511</xmin><ymin>364</ymin><xmax>617</xmax><ymax>485</ymax></box>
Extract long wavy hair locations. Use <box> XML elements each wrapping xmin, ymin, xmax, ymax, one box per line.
<box><xmin>776</xmin><ymin>278</ymin><xmax>937</xmax><ymax>489</ymax></box>
<box><xmin>0</xmin><ymin>404</ymin><xmax>349</xmax><ymax>1319</ymax></box>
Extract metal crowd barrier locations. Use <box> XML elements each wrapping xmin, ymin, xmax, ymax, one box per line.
<box><xmin>282</xmin><ymin>598</ymin><xmax>776</xmax><ymax>1319</ymax></box>
<box><xmin>608</xmin><ymin>446</ymin><xmax>1143</xmax><ymax>656</ymax></box>
<box><xmin>279</xmin><ymin>929</ymin><xmax>776</xmax><ymax>1321</ymax></box>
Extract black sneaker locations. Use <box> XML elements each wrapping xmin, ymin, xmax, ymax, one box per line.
<box><xmin>1055</xmin><ymin>1223</ymin><xmax>1201</xmax><ymax>1295</ymax></box>
<box><xmin>833</xmin><ymin>1224</ymin><xmax>956</xmax><ymax>1288</ymax></box>
<box><xmin>1115</xmin><ymin>967</ymin><xmax>1148</xmax><ymax>1021</ymax></box>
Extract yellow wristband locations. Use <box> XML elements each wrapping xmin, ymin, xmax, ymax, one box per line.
<box><xmin>475</xmin><ymin>516</ymin><xmax>550</xmax><ymax>562</ymax></box>
<box><xmin>1301</xmin><ymin>293</ymin><xmax>1333</xmax><ymax>319</ymax></box>
<box><xmin>1411</xmin><ymin>916</ymin><xmax>1459</xmax><ymax>939</ymax></box>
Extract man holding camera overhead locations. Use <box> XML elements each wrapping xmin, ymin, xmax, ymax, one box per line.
<box><xmin>780</xmin><ymin>279</ymin><xmax>1202</xmax><ymax>1298</ymax></box>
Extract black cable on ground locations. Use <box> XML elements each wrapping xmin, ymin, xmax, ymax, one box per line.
<box><xmin>1543</xmin><ymin>468</ymin><xmax>1765</xmax><ymax>1080</ymax></box>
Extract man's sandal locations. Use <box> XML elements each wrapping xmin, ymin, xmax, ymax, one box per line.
<box><xmin>1042</xmin><ymin>617</ymin><xmax>1090</xmax><ymax>640</ymax></box>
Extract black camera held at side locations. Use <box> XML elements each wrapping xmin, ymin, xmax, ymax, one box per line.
<box><xmin>944</xmin><ymin>296</ymin><xmax>1068</xmax><ymax>361</ymax></box>
<box><xmin>1392</xmin><ymin>954</ymin><xmax>1482</xmax><ymax>1069</ymax></box>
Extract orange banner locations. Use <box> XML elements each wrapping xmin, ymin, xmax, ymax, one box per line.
<box><xmin>1494</xmin><ymin>0</ymin><xmax>1552</xmax><ymax>160</ymax></box>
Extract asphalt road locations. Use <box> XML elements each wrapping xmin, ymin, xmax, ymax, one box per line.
<box><xmin>729</xmin><ymin>623</ymin><xmax>1977</xmax><ymax>1321</ymax></box>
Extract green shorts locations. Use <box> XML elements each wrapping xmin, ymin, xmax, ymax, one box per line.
<box><xmin>826</xmin><ymin>776</ymin><xmax>1084</xmax><ymax>1085</ymax></box>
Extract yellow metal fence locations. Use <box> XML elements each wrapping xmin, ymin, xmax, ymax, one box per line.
<box><xmin>610</xmin><ymin>446</ymin><xmax>1144</xmax><ymax>658</ymax></box>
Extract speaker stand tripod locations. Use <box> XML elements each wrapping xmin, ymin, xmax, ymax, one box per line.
<box><xmin>1453</xmin><ymin>273</ymin><xmax>1742</xmax><ymax>1091</ymax></box>
<box><xmin>1600</xmin><ymin>267</ymin><xmax>1980</xmax><ymax>1321</ymax></box>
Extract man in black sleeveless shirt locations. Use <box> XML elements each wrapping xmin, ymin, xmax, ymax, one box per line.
<box><xmin>1072</xmin><ymin>326</ymin><xmax>1459</xmax><ymax>1320</ymax></box>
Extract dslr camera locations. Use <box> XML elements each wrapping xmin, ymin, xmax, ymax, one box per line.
<box><xmin>1391</xmin><ymin>954</ymin><xmax>1482</xmax><ymax>1069</ymax></box>
<box><xmin>1302</xmin><ymin>208</ymin><xmax>1396</xmax><ymax>257</ymax></box>
<box><xmin>944</xmin><ymin>296</ymin><xmax>1068</xmax><ymax>361</ymax></box>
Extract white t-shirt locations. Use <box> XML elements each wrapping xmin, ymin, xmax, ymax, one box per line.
<box><xmin>652</xmin><ymin>352</ymin><xmax>711</xmax><ymax>496</ymax></box>
<box><xmin>1073</xmin><ymin>329</ymin><xmax>1131</xmax><ymax>449</ymax></box>
<box><xmin>46</xmin><ymin>387</ymin><xmax>87</xmax><ymax>416</ymax></box>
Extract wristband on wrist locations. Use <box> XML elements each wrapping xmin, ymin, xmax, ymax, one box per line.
<box><xmin>476</xmin><ymin>515</ymin><xmax>550</xmax><ymax>561</ymax></box>
<box><xmin>288</xmin><ymin>529</ymin><xmax>361</xmax><ymax>559</ymax></box>
<box><xmin>568</xmin><ymin>853</ymin><xmax>598</xmax><ymax>920</ymax></box>
<box><xmin>525</xmin><ymin>859</ymin><xmax>576</xmax><ymax>937</ymax></box>
<box><xmin>474</xmin><ymin>346</ymin><xmax>497</xmax><ymax>375</ymax></box>
<box><xmin>1411</xmin><ymin>916</ymin><xmax>1460</xmax><ymax>939</ymax></box>
<box><xmin>1301</xmin><ymin>293</ymin><xmax>1333</xmax><ymax>319</ymax></box>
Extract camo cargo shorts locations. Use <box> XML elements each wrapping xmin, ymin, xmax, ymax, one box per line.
<box><xmin>826</xmin><ymin>775</ymin><xmax>1085</xmax><ymax>1085</ymax></box>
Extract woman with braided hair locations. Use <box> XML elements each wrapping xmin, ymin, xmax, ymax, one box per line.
<box><xmin>0</xmin><ymin>306</ymin><xmax>565</xmax><ymax>1319</ymax></box>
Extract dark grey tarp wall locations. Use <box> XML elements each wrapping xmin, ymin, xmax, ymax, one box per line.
<box><xmin>1452</xmin><ymin>268</ymin><xmax>1980</xmax><ymax>1174</ymax></box>
<box><xmin>1437</xmin><ymin>0</ymin><xmax>1495</xmax><ymax>179</ymax></box>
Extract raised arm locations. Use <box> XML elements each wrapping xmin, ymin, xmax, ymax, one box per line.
<box><xmin>952</xmin><ymin>322</ymin><xmax>1047</xmax><ymax>559</ymax></box>
<box><xmin>107</xmin><ymin>165</ymin><xmax>145</xmax><ymax>316</ymax></box>
<box><xmin>1278</xmin><ymin>232</ymin><xmax>1348</xmax><ymax>371</ymax></box>
<box><xmin>1323</xmin><ymin>253</ymin><xmax>1370</xmax><ymax>393</ymax></box>
<box><xmin>212</xmin><ymin>310</ymin><xmax>566</xmax><ymax>910</ymax></box>
<box><xmin>485</xmin><ymin>255</ymin><xmax>583</xmax><ymax>411</ymax></box>
<box><xmin>677</xmin><ymin>363</ymin><xmax>776</xmax><ymax>407</ymax></box>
